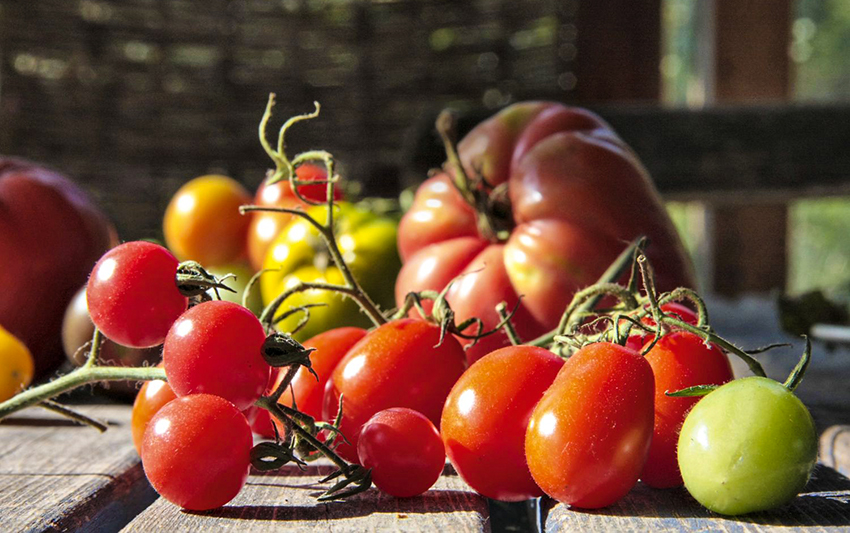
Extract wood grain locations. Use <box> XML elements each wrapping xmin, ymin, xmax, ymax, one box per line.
<box><xmin>544</xmin><ymin>464</ymin><xmax>850</xmax><ymax>532</ymax></box>
<box><xmin>0</xmin><ymin>404</ymin><xmax>156</xmax><ymax>532</ymax></box>
<box><xmin>122</xmin><ymin>461</ymin><xmax>489</xmax><ymax>532</ymax></box>
<box><xmin>821</xmin><ymin>426</ymin><xmax>850</xmax><ymax>478</ymax></box>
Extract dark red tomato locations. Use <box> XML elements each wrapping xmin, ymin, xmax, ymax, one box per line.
<box><xmin>322</xmin><ymin>319</ymin><xmax>466</xmax><ymax>463</ymax></box>
<box><xmin>640</xmin><ymin>331</ymin><xmax>733</xmax><ymax>488</ymax></box>
<box><xmin>87</xmin><ymin>241</ymin><xmax>188</xmax><ymax>348</ymax></box>
<box><xmin>358</xmin><ymin>407</ymin><xmax>445</xmax><ymax>498</ymax></box>
<box><xmin>441</xmin><ymin>346</ymin><xmax>564</xmax><ymax>501</ymax></box>
<box><xmin>246</xmin><ymin>163</ymin><xmax>342</xmax><ymax>271</ymax></box>
<box><xmin>624</xmin><ymin>302</ymin><xmax>699</xmax><ymax>352</ymax></box>
<box><xmin>0</xmin><ymin>157</ymin><xmax>115</xmax><ymax>376</ymax></box>
<box><xmin>525</xmin><ymin>342</ymin><xmax>654</xmax><ymax>509</ymax></box>
<box><xmin>163</xmin><ymin>300</ymin><xmax>269</xmax><ymax>411</ymax></box>
<box><xmin>396</xmin><ymin>103</ymin><xmax>695</xmax><ymax>364</ymax></box>
<box><xmin>131</xmin><ymin>375</ymin><xmax>177</xmax><ymax>454</ymax></box>
<box><xmin>249</xmin><ymin>407</ymin><xmax>277</xmax><ymax>438</ymax></box>
<box><xmin>142</xmin><ymin>394</ymin><xmax>252</xmax><ymax>510</ymax></box>
<box><xmin>271</xmin><ymin>327</ymin><xmax>367</xmax><ymax>435</ymax></box>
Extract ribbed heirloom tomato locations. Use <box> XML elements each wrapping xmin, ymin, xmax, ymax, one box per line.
<box><xmin>396</xmin><ymin>103</ymin><xmax>695</xmax><ymax>363</ymax></box>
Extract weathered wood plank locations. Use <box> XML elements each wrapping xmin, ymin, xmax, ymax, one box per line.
<box><xmin>0</xmin><ymin>404</ymin><xmax>156</xmax><ymax>532</ymax></box>
<box><xmin>821</xmin><ymin>426</ymin><xmax>850</xmax><ymax>478</ymax></box>
<box><xmin>543</xmin><ymin>464</ymin><xmax>850</xmax><ymax>532</ymax></box>
<box><xmin>122</xmin><ymin>460</ymin><xmax>489</xmax><ymax>532</ymax></box>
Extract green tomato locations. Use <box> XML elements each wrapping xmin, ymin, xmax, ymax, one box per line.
<box><xmin>260</xmin><ymin>202</ymin><xmax>400</xmax><ymax>341</ymax></box>
<box><xmin>206</xmin><ymin>263</ymin><xmax>264</xmax><ymax>316</ymax></box>
<box><xmin>677</xmin><ymin>376</ymin><xmax>817</xmax><ymax>516</ymax></box>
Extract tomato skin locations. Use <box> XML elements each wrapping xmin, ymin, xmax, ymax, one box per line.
<box><xmin>163</xmin><ymin>300</ymin><xmax>270</xmax><ymax>411</ymax></box>
<box><xmin>87</xmin><ymin>241</ymin><xmax>188</xmax><ymax>348</ymax></box>
<box><xmin>163</xmin><ymin>175</ymin><xmax>252</xmax><ymax>267</ymax></box>
<box><xmin>441</xmin><ymin>346</ymin><xmax>563</xmax><ymax>501</ymax></box>
<box><xmin>131</xmin><ymin>376</ymin><xmax>177</xmax><ymax>454</ymax></box>
<box><xmin>640</xmin><ymin>331</ymin><xmax>733</xmax><ymax>488</ymax></box>
<box><xmin>322</xmin><ymin>319</ymin><xmax>466</xmax><ymax>463</ymax></box>
<box><xmin>0</xmin><ymin>158</ymin><xmax>115</xmax><ymax>376</ymax></box>
<box><xmin>678</xmin><ymin>377</ymin><xmax>817</xmax><ymax>515</ymax></box>
<box><xmin>358</xmin><ymin>408</ymin><xmax>445</xmax><ymax>498</ymax></box>
<box><xmin>141</xmin><ymin>394</ymin><xmax>253</xmax><ymax>511</ymax></box>
<box><xmin>525</xmin><ymin>342</ymin><xmax>654</xmax><ymax>509</ymax></box>
<box><xmin>0</xmin><ymin>325</ymin><xmax>34</xmax><ymax>402</ymax></box>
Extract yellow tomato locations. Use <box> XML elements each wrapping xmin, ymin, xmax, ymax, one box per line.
<box><xmin>0</xmin><ymin>325</ymin><xmax>34</xmax><ymax>402</ymax></box>
<box><xmin>163</xmin><ymin>175</ymin><xmax>252</xmax><ymax>267</ymax></box>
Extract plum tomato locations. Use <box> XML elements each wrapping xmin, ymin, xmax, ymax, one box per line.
<box><xmin>624</xmin><ymin>302</ymin><xmax>699</xmax><ymax>352</ymax></box>
<box><xmin>441</xmin><ymin>345</ymin><xmax>563</xmax><ymax>501</ymax></box>
<box><xmin>322</xmin><ymin>319</ymin><xmax>466</xmax><ymax>463</ymax></box>
<box><xmin>141</xmin><ymin>393</ymin><xmax>253</xmax><ymax>510</ymax></box>
<box><xmin>87</xmin><ymin>241</ymin><xmax>188</xmax><ymax>348</ymax></box>
<box><xmin>677</xmin><ymin>377</ymin><xmax>818</xmax><ymax>515</ymax></box>
<box><xmin>0</xmin><ymin>324</ymin><xmax>34</xmax><ymax>402</ymax></box>
<box><xmin>357</xmin><ymin>407</ymin><xmax>445</xmax><ymax>498</ymax></box>
<box><xmin>131</xmin><ymin>375</ymin><xmax>177</xmax><ymax>454</ymax></box>
<box><xmin>163</xmin><ymin>300</ymin><xmax>270</xmax><ymax>411</ymax></box>
<box><xmin>525</xmin><ymin>342</ymin><xmax>654</xmax><ymax>509</ymax></box>
<box><xmin>163</xmin><ymin>174</ymin><xmax>252</xmax><ymax>267</ymax></box>
<box><xmin>640</xmin><ymin>331</ymin><xmax>733</xmax><ymax>488</ymax></box>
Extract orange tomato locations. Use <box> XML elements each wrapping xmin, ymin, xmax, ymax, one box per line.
<box><xmin>0</xmin><ymin>325</ymin><xmax>35</xmax><ymax>402</ymax></box>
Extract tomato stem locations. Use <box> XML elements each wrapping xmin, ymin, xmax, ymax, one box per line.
<box><xmin>496</xmin><ymin>301</ymin><xmax>522</xmax><ymax>346</ymax></box>
<box><xmin>783</xmin><ymin>336</ymin><xmax>811</xmax><ymax>391</ymax></box>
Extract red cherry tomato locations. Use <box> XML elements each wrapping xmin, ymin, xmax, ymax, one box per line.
<box><xmin>163</xmin><ymin>300</ymin><xmax>270</xmax><ymax>411</ymax></box>
<box><xmin>271</xmin><ymin>327</ymin><xmax>367</xmax><ymax>435</ymax></box>
<box><xmin>141</xmin><ymin>394</ymin><xmax>252</xmax><ymax>510</ymax></box>
<box><xmin>246</xmin><ymin>163</ymin><xmax>341</xmax><ymax>271</ymax></box>
<box><xmin>87</xmin><ymin>241</ymin><xmax>188</xmax><ymax>348</ymax></box>
<box><xmin>131</xmin><ymin>376</ymin><xmax>177</xmax><ymax>454</ymax></box>
<box><xmin>441</xmin><ymin>345</ymin><xmax>563</xmax><ymax>501</ymax></box>
<box><xmin>396</xmin><ymin>103</ymin><xmax>695</xmax><ymax>364</ymax></box>
<box><xmin>525</xmin><ymin>342</ymin><xmax>654</xmax><ymax>509</ymax></box>
<box><xmin>624</xmin><ymin>302</ymin><xmax>699</xmax><ymax>352</ymax></box>
<box><xmin>358</xmin><ymin>407</ymin><xmax>445</xmax><ymax>498</ymax></box>
<box><xmin>322</xmin><ymin>319</ymin><xmax>466</xmax><ymax>463</ymax></box>
<box><xmin>640</xmin><ymin>331</ymin><xmax>733</xmax><ymax>488</ymax></box>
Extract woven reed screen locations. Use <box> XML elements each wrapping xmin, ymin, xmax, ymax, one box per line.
<box><xmin>0</xmin><ymin>0</ymin><xmax>576</xmax><ymax>241</ymax></box>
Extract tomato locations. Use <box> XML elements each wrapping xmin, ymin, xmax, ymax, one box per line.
<box><xmin>62</xmin><ymin>286</ymin><xmax>161</xmax><ymax>397</ymax></box>
<box><xmin>163</xmin><ymin>300</ymin><xmax>269</xmax><ymax>411</ymax></box>
<box><xmin>0</xmin><ymin>157</ymin><xmax>115</xmax><ymax>376</ymax></box>
<box><xmin>246</xmin><ymin>163</ymin><xmax>342</xmax><ymax>271</ymax></box>
<box><xmin>358</xmin><ymin>408</ymin><xmax>445</xmax><ymax>498</ymax></box>
<box><xmin>0</xmin><ymin>324</ymin><xmax>35</xmax><ymax>402</ymax></box>
<box><xmin>396</xmin><ymin>103</ymin><xmax>695</xmax><ymax>364</ymax></box>
<box><xmin>141</xmin><ymin>393</ymin><xmax>253</xmax><ymax>510</ymax></box>
<box><xmin>441</xmin><ymin>345</ymin><xmax>563</xmax><ymax>501</ymax></box>
<box><xmin>261</xmin><ymin>202</ymin><xmax>400</xmax><ymax>341</ymax></box>
<box><xmin>163</xmin><ymin>175</ymin><xmax>252</xmax><ymax>267</ymax></box>
<box><xmin>322</xmin><ymin>319</ymin><xmax>466</xmax><ymax>463</ymax></box>
<box><xmin>640</xmin><ymin>331</ymin><xmax>733</xmax><ymax>488</ymax></box>
<box><xmin>87</xmin><ymin>241</ymin><xmax>188</xmax><ymax>348</ymax></box>
<box><xmin>131</xmin><ymin>375</ymin><xmax>177</xmax><ymax>454</ymax></box>
<box><xmin>624</xmin><ymin>302</ymin><xmax>699</xmax><ymax>352</ymax></box>
<box><xmin>678</xmin><ymin>377</ymin><xmax>818</xmax><ymax>515</ymax></box>
<box><xmin>525</xmin><ymin>342</ymin><xmax>654</xmax><ymax>509</ymax></box>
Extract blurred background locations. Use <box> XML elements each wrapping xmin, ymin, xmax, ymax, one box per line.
<box><xmin>1</xmin><ymin>0</ymin><xmax>849</xmax><ymax>299</ymax></box>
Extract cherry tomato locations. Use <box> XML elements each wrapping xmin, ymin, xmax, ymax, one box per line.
<box><xmin>624</xmin><ymin>302</ymin><xmax>699</xmax><ymax>352</ymax></box>
<box><xmin>640</xmin><ymin>331</ymin><xmax>733</xmax><ymax>488</ymax></box>
<box><xmin>163</xmin><ymin>175</ymin><xmax>252</xmax><ymax>267</ymax></box>
<box><xmin>246</xmin><ymin>163</ymin><xmax>341</xmax><ymax>271</ymax></box>
<box><xmin>163</xmin><ymin>300</ymin><xmax>270</xmax><ymax>411</ymax></box>
<box><xmin>358</xmin><ymin>408</ymin><xmax>445</xmax><ymax>498</ymax></box>
<box><xmin>322</xmin><ymin>319</ymin><xmax>466</xmax><ymax>463</ymax></box>
<box><xmin>270</xmin><ymin>327</ymin><xmax>367</xmax><ymax>435</ymax></box>
<box><xmin>0</xmin><ymin>324</ymin><xmax>34</xmax><ymax>402</ymax></box>
<box><xmin>441</xmin><ymin>345</ymin><xmax>563</xmax><ymax>501</ymax></box>
<box><xmin>678</xmin><ymin>377</ymin><xmax>818</xmax><ymax>515</ymax></box>
<box><xmin>141</xmin><ymin>394</ymin><xmax>253</xmax><ymax>510</ymax></box>
<box><xmin>131</xmin><ymin>375</ymin><xmax>177</xmax><ymax>454</ymax></box>
<box><xmin>525</xmin><ymin>342</ymin><xmax>654</xmax><ymax>509</ymax></box>
<box><xmin>87</xmin><ymin>241</ymin><xmax>188</xmax><ymax>348</ymax></box>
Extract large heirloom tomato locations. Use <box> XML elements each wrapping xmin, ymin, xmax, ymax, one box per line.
<box><xmin>396</xmin><ymin>103</ymin><xmax>695</xmax><ymax>363</ymax></box>
<box><xmin>0</xmin><ymin>158</ymin><xmax>115</xmax><ymax>376</ymax></box>
<box><xmin>261</xmin><ymin>202</ymin><xmax>400</xmax><ymax>341</ymax></box>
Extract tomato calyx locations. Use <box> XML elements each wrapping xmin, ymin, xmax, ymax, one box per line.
<box><xmin>261</xmin><ymin>332</ymin><xmax>317</xmax><ymax>371</ymax></box>
<box><xmin>436</xmin><ymin>110</ymin><xmax>514</xmax><ymax>244</ymax></box>
<box><xmin>175</xmin><ymin>261</ymin><xmax>238</xmax><ymax>299</ymax></box>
